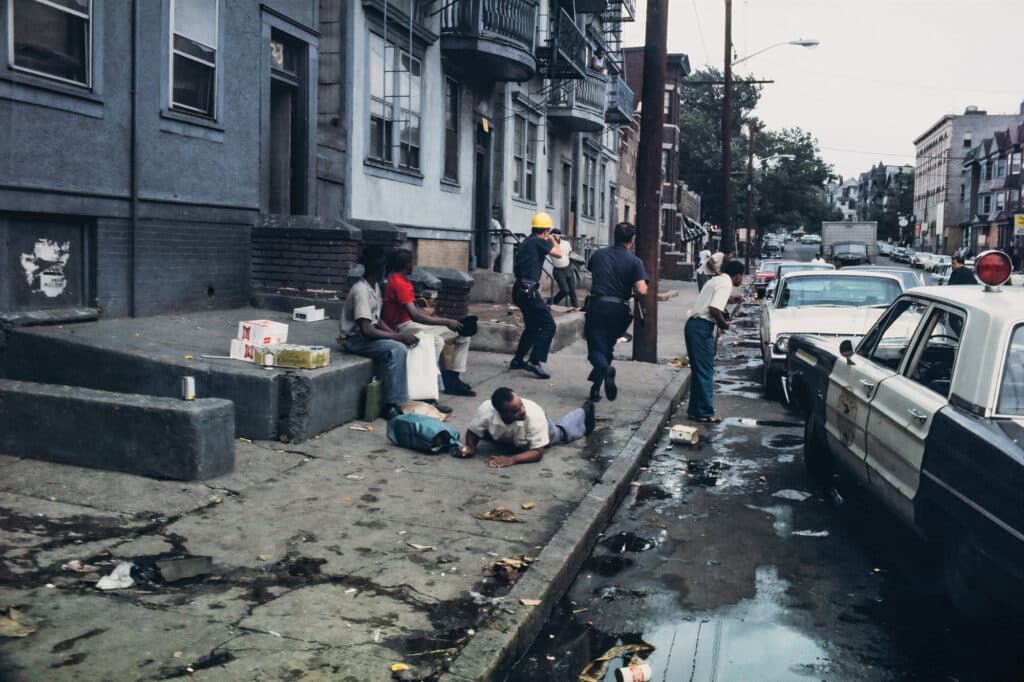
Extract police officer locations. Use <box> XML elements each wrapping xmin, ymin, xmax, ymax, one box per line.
<box><xmin>510</xmin><ymin>213</ymin><xmax>562</xmax><ymax>379</ymax></box>
<box><xmin>584</xmin><ymin>222</ymin><xmax>648</xmax><ymax>401</ymax></box>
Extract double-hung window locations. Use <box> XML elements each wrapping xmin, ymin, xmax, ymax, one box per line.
<box><xmin>512</xmin><ymin>112</ymin><xmax>537</xmax><ymax>202</ymax></box>
<box><xmin>546</xmin><ymin>143</ymin><xmax>555</xmax><ymax>207</ymax></box>
<box><xmin>10</xmin><ymin>0</ymin><xmax>91</xmax><ymax>87</ymax></box>
<box><xmin>599</xmin><ymin>162</ymin><xmax>607</xmax><ymax>222</ymax></box>
<box><xmin>368</xmin><ymin>33</ymin><xmax>422</xmax><ymax>171</ymax></box>
<box><xmin>171</xmin><ymin>0</ymin><xmax>218</xmax><ymax>117</ymax></box>
<box><xmin>443</xmin><ymin>77</ymin><xmax>459</xmax><ymax>182</ymax></box>
<box><xmin>1011</xmin><ymin>152</ymin><xmax>1022</xmax><ymax>176</ymax></box>
<box><xmin>995</xmin><ymin>191</ymin><xmax>1005</xmax><ymax>212</ymax></box>
<box><xmin>581</xmin><ymin>153</ymin><xmax>596</xmax><ymax>218</ymax></box>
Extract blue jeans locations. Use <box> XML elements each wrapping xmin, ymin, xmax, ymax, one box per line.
<box><xmin>547</xmin><ymin>407</ymin><xmax>588</xmax><ymax>444</ymax></box>
<box><xmin>342</xmin><ymin>335</ymin><xmax>409</xmax><ymax>405</ymax></box>
<box><xmin>684</xmin><ymin>317</ymin><xmax>716</xmax><ymax>418</ymax></box>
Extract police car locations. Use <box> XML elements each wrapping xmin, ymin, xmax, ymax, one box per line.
<box><xmin>785</xmin><ymin>251</ymin><xmax>1024</xmax><ymax>620</ymax></box>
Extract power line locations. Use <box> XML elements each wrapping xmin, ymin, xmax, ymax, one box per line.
<box><xmin>691</xmin><ymin>0</ymin><xmax>711</xmax><ymax>67</ymax></box>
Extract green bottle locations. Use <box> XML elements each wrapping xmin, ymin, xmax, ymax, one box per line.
<box><xmin>364</xmin><ymin>376</ymin><xmax>383</xmax><ymax>421</ymax></box>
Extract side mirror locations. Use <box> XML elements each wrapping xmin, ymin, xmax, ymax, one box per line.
<box><xmin>839</xmin><ymin>339</ymin><xmax>855</xmax><ymax>365</ymax></box>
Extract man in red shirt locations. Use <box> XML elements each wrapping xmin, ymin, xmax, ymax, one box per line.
<box><xmin>383</xmin><ymin>249</ymin><xmax>475</xmax><ymax>396</ymax></box>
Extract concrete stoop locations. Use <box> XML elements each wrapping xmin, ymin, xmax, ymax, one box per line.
<box><xmin>471</xmin><ymin>309</ymin><xmax>586</xmax><ymax>355</ymax></box>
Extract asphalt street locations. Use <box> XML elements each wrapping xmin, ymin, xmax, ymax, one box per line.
<box><xmin>509</xmin><ymin>263</ymin><xmax>1020</xmax><ymax>681</ymax></box>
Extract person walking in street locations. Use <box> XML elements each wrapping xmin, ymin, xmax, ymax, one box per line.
<box><xmin>947</xmin><ymin>254</ymin><xmax>977</xmax><ymax>285</ymax></box>
<box><xmin>684</xmin><ymin>260</ymin><xmax>745</xmax><ymax>423</ymax></box>
<box><xmin>585</xmin><ymin>222</ymin><xmax>648</xmax><ymax>402</ymax></box>
<box><xmin>382</xmin><ymin>249</ymin><xmax>476</xmax><ymax>397</ymax></box>
<box><xmin>338</xmin><ymin>246</ymin><xmax>419</xmax><ymax>421</ymax></box>
<box><xmin>812</xmin><ymin>251</ymin><xmax>827</xmax><ymax>264</ymax></box>
<box><xmin>454</xmin><ymin>387</ymin><xmax>595</xmax><ymax>468</ymax></box>
<box><xmin>510</xmin><ymin>213</ymin><xmax>561</xmax><ymax>379</ymax></box>
<box><xmin>548</xmin><ymin>230</ymin><xmax>579</xmax><ymax>309</ymax></box>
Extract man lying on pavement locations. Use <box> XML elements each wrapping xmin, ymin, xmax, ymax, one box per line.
<box><xmin>455</xmin><ymin>387</ymin><xmax>595</xmax><ymax>468</ymax></box>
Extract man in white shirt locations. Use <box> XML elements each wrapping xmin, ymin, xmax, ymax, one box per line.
<box><xmin>684</xmin><ymin>260</ymin><xmax>745</xmax><ymax>423</ymax></box>
<box><xmin>812</xmin><ymin>252</ymin><xmax>826</xmax><ymax>264</ymax></box>
<box><xmin>456</xmin><ymin>388</ymin><xmax>595</xmax><ymax>468</ymax></box>
<box><xmin>548</xmin><ymin>230</ymin><xmax>578</xmax><ymax>308</ymax></box>
<box><xmin>696</xmin><ymin>248</ymin><xmax>734</xmax><ymax>291</ymax></box>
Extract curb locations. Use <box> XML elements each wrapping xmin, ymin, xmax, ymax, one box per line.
<box><xmin>440</xmin><ymin>367</ymin><xmax>691</xmax><ymax>682</ymax></box>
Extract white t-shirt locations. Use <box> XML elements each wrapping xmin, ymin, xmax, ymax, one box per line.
<box><xmin>811</xmin><ymin>256</ymin><xmax>825</xmax><ymax>264</ymax></box>
<box><xmin>549</xmin><ymin>245</ymin><xmax>572</xmax><ymax>269</ymax></box>
<box><xmin>690</xmin><ymin>273</ymin><xmax>733</xmax><ymax>322</ymax></box>
<box><xmin>697</xmin><ymin>251</ymin><xmax>723</xmax><ymax>276</ymax></box>
<box><xmin>468</xmin><ymin>398</ymin><xmax>550</xmax><ymax>450</ymax></box>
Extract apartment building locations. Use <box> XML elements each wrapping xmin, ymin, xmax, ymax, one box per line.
<box><xmin>825</xmin><ymin>178</ymin><xmax>859</xmax><ymax>222</ymax></box>
<box><xmin>912</xmin><ymin>105</ymin><xmax>1022</xmax><ymax>254</ymax></box>
<box><xmin>962</xmin><ymin>119</ymin><xmax>1024</xmax><ymax>260</ymax></box>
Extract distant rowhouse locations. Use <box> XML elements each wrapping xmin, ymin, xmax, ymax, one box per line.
<box><xmin>962</xmin><ymin>119</ymin><xmax>1024</xmax><ymax>263</ymax></box>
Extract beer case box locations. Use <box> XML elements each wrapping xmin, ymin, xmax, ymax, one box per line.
<box><xmin>292</xmin><ymin>305</ymin><xmax>325</xmax><ymax>322</ymax></box>
<box><xmin>237</xmin><ymin>319</ymin><xmax>289</xmax><ymax>345</ymax></box>
<box><xmin>255</xmin><ymin>344</ymin><xmax>331</xmax><ymax>370</ymax></box>
<box><xmin>230</xmin><ymin>339</ymin><xmax>258</xmax><ymax>363</ymax></box>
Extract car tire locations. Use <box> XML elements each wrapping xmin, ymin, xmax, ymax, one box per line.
<box><xmin>763</xmin><ymin>363</ymin><xmax>782</xmax><ymax>401</ymax></box>
<box><xmin>802</xmin><ymin>409</ymin><xmax>832</xmax><ymax>486</ymax></box>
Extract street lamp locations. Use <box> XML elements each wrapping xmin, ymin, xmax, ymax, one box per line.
<box><xmin>720</xmin><ymin>0</ymin><xmax>819</xmax><ymax>254</ymax></box>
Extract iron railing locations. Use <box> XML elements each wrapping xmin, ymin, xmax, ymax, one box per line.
<box><xmin>605</xmin><ymin>73</ymin><xmax>634</xmax><ymax>123</ymax></box>
<box><xmin>439</xmin><ymin>0</ymin><xmax>538</xmax><ymax>52</ymax></box>
<box><xmin>537</xmin><ymin>7</ymin><xmax>586</xmax><ymax>79</ymax></box>
<box><xmin>549</xmin><ymin>70</ymin><xmax>608</xmax><ymax>117</ymax></box>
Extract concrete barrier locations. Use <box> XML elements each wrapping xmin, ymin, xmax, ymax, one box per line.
<box><xmin>471</xmin><ymin>311</ymin><xmax>586</xmax><ymax>355</ymax></box>
<box><xmin>0</xmin><ymin>380</ymin><xmax>234</xmax><ymax>480</ymax></box>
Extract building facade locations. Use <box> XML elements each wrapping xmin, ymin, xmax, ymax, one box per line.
<box><xmin>825</xmin><ymin>178</ymin><xmax>859</xmax><ymax>222</ymax></box>
<box><xmin>0</xmin><ymin>0</ymin><xmax>320</xmax><ymax>319</ymax></box>
<box><xmin>912</xmin><ymin>105</ymin><xmax>1023</xmax><ymax>254</ymax></box>
<box><xmin>962</xmin><ymin>119</ymin><xmax>1024</xmax><ymax>262</ymax></box>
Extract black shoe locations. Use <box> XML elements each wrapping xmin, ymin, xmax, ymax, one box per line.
<box><xmin>583</xmin><ymin>400</ymin><xmax>596</xmax><ymax>435</ymax></box>
<box><xmin>423</xmin><ymin>399</ymin><xmax>453</xmax><ymax>414</ymax></box>
<box><xmin>522</xmin><ymin>361</ymin><xmax>550</xmax><ymax>379</ymax></box>
<box><xmin>383</xmin><ymin>404</ymin><xmax>402</xmax><ymax>420</ymax></box>
<box><xmin>510</xmin><ymin>357</ymin><xmax>526</xmax><ymax>370</ymax></box>
<box><xmin>444</xmin><ymin>382</ymin><xmax>476</xmax><ymax>397</ymax></box>
<box><xmin>604</xmin><ymin>367</ymin><xmax>618</xmax><ymax>401</ymax></box>
<box><xmin>589</xmin><ymin>383</ymin><xmax>603</xmax><ymax>402</ymax></box>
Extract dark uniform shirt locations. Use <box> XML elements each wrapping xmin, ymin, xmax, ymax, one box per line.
<box><xmin>588</xmin><ymin>245</ymin><xmax>648</xmax><ymax>299</ymax></box>
<box><xmin>514</xmin><ymin>235</ymin><xmax>553</xmax><ymax>282</ymax></box>
<box><xmin>947</xmin><ymin>266</ymin><xmax>976</xmax><ymax>285</ymax></box>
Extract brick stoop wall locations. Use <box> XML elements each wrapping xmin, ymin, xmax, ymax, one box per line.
<box><xmin>419</xmin><ymin>267</ymin><xmax>474</xmax><ymax>321</ymax></box>
<box><xmin>660</xmin><ymin>242</ymin><xmax>694</xmax><ymax>281</ymax></box>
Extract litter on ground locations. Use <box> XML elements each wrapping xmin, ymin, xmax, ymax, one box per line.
<box><xmin>773</xmin><ymin>489</ymin><xmax>812</xmax><ymax>502</ymax></box>
<box><xmin>475</xmin><ymin>507</ymin><xmax>522</xmax><ymax>523</ymax></box>
<box><xmin>96</xmin><ymin>562</ymin><xmax>134</xmax><ymax>590</ymax></box>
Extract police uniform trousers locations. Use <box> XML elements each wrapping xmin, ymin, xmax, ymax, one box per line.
<box><xmin>584</xmin><ymin>299</ymin><xmax>632</xmax><ymax>385</ymax></box>
<box><xmin>513</xmin><ymin>281</ymin><xmax>556</xmax><ymax>364</ymax></box>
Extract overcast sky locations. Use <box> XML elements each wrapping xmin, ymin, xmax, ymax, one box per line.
<box><xmin>622</xmin><ymin>0</ymin><xmax>1024</xmax><ymax>180</ymax></box>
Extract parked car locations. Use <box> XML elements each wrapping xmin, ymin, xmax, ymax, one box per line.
<box><xmin>800</xmin><ymin>234</ymin><xmax>822</xmax><ymax>245</ymax></box>
<box><xmin>878</xmin><ymin>242</ymin><xmax>894</xmax><ymax>257</ymax></box>
<box><xmin>927</xmin><ymin>254</ymin><xmax>951</xmax><ymax>272</ymax></box>
<box><xmin>763</xmin><ymin>261</ymin><xmax>836</xmax><ymax>302</ymax></box>
<box><xmin>753</xmin><ymin>259</ymin><xmax>786</xmax><ymax>298</ymax></box>
<box><xmin>843</xmin><ymin>265</ymin><xmax>926</xmax><ymax>290</ymax></box>
<box><xmin>911</xmin><ymin>251</ymin><xmax>929</xmax><ymax>269</ymax></box>
<box><xmin>891</xmin><ymin>246</ymin><xmax>908</xmax><ymax>263</ymax></box>
<box><xmin>830</xmin><ymin>241</ymin><xmax>870</xmax><ymax>268</ymax></box>
<box><xmin>760</xmin><ymin>270</ymin><xmax>904</xmax><ymax>399</ymax></box>
<box><xmin>762</xmin><ymin>241</ymin><xmax>783</xmax><ymax>259</ymax></box>
<box><xmin>785</xmin><ymin>250</ymin><xmax>1024</xmax><ymax>621</ymax></box>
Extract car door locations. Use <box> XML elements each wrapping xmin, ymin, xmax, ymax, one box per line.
<box><xmin>864</xmin><ymin>305</ymin><xmax>965</xmax><ymax>525</ymax></box>
<box><xmin>825</xmin><ymin>298</ymin><xmax>929</xmax><ymax>481</ymax></box>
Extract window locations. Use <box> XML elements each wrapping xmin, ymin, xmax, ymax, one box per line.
<box><xmin>995</xmin><ymin>157</ymin><xmax>1007</xmax><ymax>179</ymax></box>
<box><xmin>368</xmin><ymin>33</ymin><xmax>421</xmax><ymax>170</ymax></box>
<box><xmin>997</xmin><ymin>324</ymin><xmax>1024</xmax><ymax>416</ymax></box>
<box><xmin>512</xmin><ymin>113</ymin><xmax>537</xmax><ymax>201</ymax></box>
<box><xmin>906</xmin><ymin>309</ymin><xmax>964</xmax><ymax>397</ymax></box>
<box><xmin>994</xmin><ymin>191</ymin><xmax>1005</xmax><ymax>212</ymax></box>
<box><xmin>599</xmin><ymin>163</ymin><xmax>607</xmax><ymax>222</ymax></box>
<box><xmin>1011</xmin><ymin>152</ymin><xmax>1022</xmax><ymax>175</ymax></box>
<box><xmin>663</xmin><ymin>89</ymin><xmax>672</xmax><ymax>117</ymax></box>
<box><xmin>546</xmin><ymin>144</ymin><xmax>555</xmax><ymax>206</ymax></box>
<box><xmin>984</xmin><ymin>161</ymin><xmax>992</xmax><ymax>181</ymax></box>
<box><xmin>982</xmin><ymin>195</ymin><xmax>991</xmax><ymax>213</ymax></box>
<box><xmin>962</xmin><ymin>135</ymin><xmax>972</xmax><ymax>149</ymax></box>
<box><xmin>959</xmin><ymin>184</ymin><xmax>965</xmax><ymax>202</ymax></box>
<box><xmin>661</xmin><ymin>149</ymin><xmax>670</xmax><ymax>182</ymax></box>
<box><xmin>10</xmin><ymin>0</ymin><xmax>91</xmax><ymax>86</ymax></box>
<box><xmin>860</xmin><ymin>299</ymin><xmax>927</xmax><ymax>371</ymax></box>
<box><xmin>581</xmin><ymin>153</ymin><xmax>596</xmax><ymax>218</ymax></box>
<box><xmin>443</xmin><ymin>78</ymin><xmax>459</xmax><ymax>182</ymax></box>
<box><xmin>171</xmin><ymin>0</ymin><xmax>218</xmax><ymax>117</ymax></box>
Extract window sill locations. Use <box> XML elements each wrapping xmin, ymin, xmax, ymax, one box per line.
<box><xmin>159</xmin><ymin>108</ymin><xmax>225</xmax><ymax>142</ymax></box>
<box><xmin>440</xmin><ymin>179</ymin><xmax>461</xmax><ymax>194</ymax></box>
<box><xmin>0</xmin><ymin>71</ymin><xmax>103</xmax><ymax>118</ymax></box>
<box><xmin>363</xmin><ymin>159</ymin><xmax>425</xmax><ymax>186</ymax></box>
<box><xmin>511</xmin><ymin>196</ymin><xmax>538</xmax><ymax>210</ymax></box>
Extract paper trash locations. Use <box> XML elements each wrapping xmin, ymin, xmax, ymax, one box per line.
<box><xmin>96</xmin><ymin>562</ymin><xmax>134</xmax><ymax>590</ymax></box>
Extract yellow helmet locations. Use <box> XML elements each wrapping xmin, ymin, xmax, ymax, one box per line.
<box><xmin>531</xmin><ymin>212</ymin><xmax>554</xmax><ymax>230</ymax></box>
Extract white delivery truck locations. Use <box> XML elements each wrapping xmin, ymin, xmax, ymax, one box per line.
<box><xmin>820</xmin><ymin>221</ymin><xmax>878</xmax><ymax>265</ymax></box>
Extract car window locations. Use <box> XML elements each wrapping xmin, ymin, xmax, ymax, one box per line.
<box><xmin>997</xmin><ymin>324</ymin><xmax>1024</xmax><ymax>416</ymax></box>
<box><xmin>777</xmin><ymin>276</ymin><xmax>901</xmax><ymax>308</ymax></box>
<box><xmin>859</xmin><ymin>299</ymin><xmax>928</xmax><ymax>371</ymax></box>
<box><xmin>905</xmin><ymin>309</ymin><xmax>965</xmax><ymax>397</ymax></box>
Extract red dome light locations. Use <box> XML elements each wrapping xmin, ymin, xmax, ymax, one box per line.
<box><xmin>974</xmin><ymin>250</ymin><xmax>1012</xmax><ymax>287</ymax></box>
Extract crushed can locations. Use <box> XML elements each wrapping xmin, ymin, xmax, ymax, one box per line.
<box><xmin>614</xmin><ymin>663</ymin><xmax>652</xmax><ymax>682</ymax></box>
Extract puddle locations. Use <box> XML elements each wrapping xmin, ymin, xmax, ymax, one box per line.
<box><xmin>747</xmin><ymin>503</ymin><xmax>794</xmax><ymax>538</ymax></box>
<box><xmin>767</xmin><ymin>434</ymin><xmax>805</xmax><ymax>449</ymax></box>
<box><xmin>686</xmin><ymin>459</ymin><xmax>731</xmax><ymax>486</ymax></box>
<box><xmin>633</xmin><ymin>484</ymin><xmax>672</xmax><ymax>502</ymax></box>
<box><xmin>582</xmin><ymin>554</ymin><xmax>634</xmax><ymax>577</ymax></box>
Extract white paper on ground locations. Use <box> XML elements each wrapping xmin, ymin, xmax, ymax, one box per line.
<box><xmin>96</xmin><ymin>562</ymin><xmax>134</xmax><ymax>590</ymax></box>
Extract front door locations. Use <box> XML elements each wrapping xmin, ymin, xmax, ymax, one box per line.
<box><xmin>266</xmin><ymin>32</ymin><xmax>307</xmax><ymax>215</ymax></box>
<box><xmin>865</xmin><ymin>305</ymin><xmax>962</xmax><ymax>522</ymax></box>
<box><xmin>826</xmin><ymin>298</ymin><xmax>929</xmax><ymax>480</ymax></box>
<box><xmin>473</xmin><ymin>122</ymin><xmax>492</xmax><ymax>270</ymax></box>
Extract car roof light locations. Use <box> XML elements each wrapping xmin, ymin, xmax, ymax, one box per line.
<box><xmin>974</xmin><ymin>250</ymin><xmax>1012</xmax><ymax>288</ymax></box>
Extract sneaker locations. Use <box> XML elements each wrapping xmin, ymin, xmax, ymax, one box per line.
<box><xmin>522</xmin><ymin>361</ymin><xmax>550</xmax><ymax>379</ymax></box>
<box><xmin>423</xmin><ymin>399</ymin><xmax>453</xmax><ymax>414</ymax></box>
<box><xmin>444</xmin><ymin>382</ymin><xmax>476</xmax><ymax>397</ymax></box>
<box><xmin>604</xmin><ymin>367</ymin><xmax>618</xmax><ymax>401</ymax></box>
<box><xmin>583</xmin><ymin>400</ymin><xmax>596</xmax><ymax>435</ymax></box>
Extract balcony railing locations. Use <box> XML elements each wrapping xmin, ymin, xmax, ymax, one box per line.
<box><xmin>605</xmin><ymin>73</ymin><xmax>634</xmax><ymax>123</ymax></box>
<box><xmin>439</xmin><ymin>0</ymin><xmax>538</xmax><ymax>81</ymax></box>
<box><xmin>536</xmin><ymin>7</ymin><xmax>586</xmax><ymax>80</ymax></box>
<box><xmin>548</xmin><ymin>70</ymin><xmax>608</xmax><ymax>131</ymax></box>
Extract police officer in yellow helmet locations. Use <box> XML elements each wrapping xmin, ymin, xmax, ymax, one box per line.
<box><xmin>510</xmin><ymin>213</ymin><xmax>562</xmax><ymax>378</ymax></box>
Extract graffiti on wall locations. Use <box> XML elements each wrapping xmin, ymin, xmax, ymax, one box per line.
<box><xmin>20</xmin><ymin>239</ymin><xmax>72</xmax><ymax>298</ymax></box>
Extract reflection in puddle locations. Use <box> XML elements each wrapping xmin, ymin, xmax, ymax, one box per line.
<box><xmin>635</xmin><ymin>566</ymin><xmax>831</xmax><ymax>682</ymax></box>
<box><xmin>747</xmin><ymin>503</ymin><xmax>794</xmax><ymax>537</ymax></box>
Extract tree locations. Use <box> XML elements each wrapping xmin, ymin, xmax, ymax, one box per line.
<box><xmin>753</xmin><ymin>127</ymin><xmax>841</xmax><ymax>233</ymax></box>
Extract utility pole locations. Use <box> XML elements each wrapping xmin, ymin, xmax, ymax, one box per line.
<box><xmin>744</xmin><ymin>123</ymin><xmax>755</xmax><ymax>273</ymax></box>
<box><xmin>633</xmin><ymin>0</ymin><xmax>668</xmax><ymax>363</ymax></box>
<box><xmin>720</xmin><ymin>0</ymin><xmax>734</xmax><ymax>254</ymax></box>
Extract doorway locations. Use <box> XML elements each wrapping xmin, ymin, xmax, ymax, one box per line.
<box><xmin>267</xmin><ymin>33</ymin><xmax>307</xmax><ymax>215</ymax></box>
<box><xmin>473</xmin><ymin>122</ymin><xmax>493</xmax><ymax>270</ymax></box>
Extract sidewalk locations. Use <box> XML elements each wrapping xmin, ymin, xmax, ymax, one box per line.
<box><xmin>0</xmin><ymin>282</ymin><xmax>698</xmax><ymax>682</ymax></box>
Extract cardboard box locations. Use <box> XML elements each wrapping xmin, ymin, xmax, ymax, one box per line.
<box><xmin>292</xmin><ymin>305</ymin><xmax>325</xmax><ymax>322</ymax></box>
<box><xmin>230</xmin><ymin>339</ymin><xmax>258</xmax><ymax>363</ymax></box>
<box><xmin>255</xmin><ymin>344</ymin><xmax>331</xmax><ymax>370</ymax></box>
<box><xmin>237</xmin><ymin>320</ymin><xmax>288</xmax><ymax>345</ymax></box>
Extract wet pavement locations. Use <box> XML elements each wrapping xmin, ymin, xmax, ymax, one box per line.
<box><xmin>509</xmin><ymin>298</ymin><xmax>1024</xmax><ymax>681</ymax></box>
